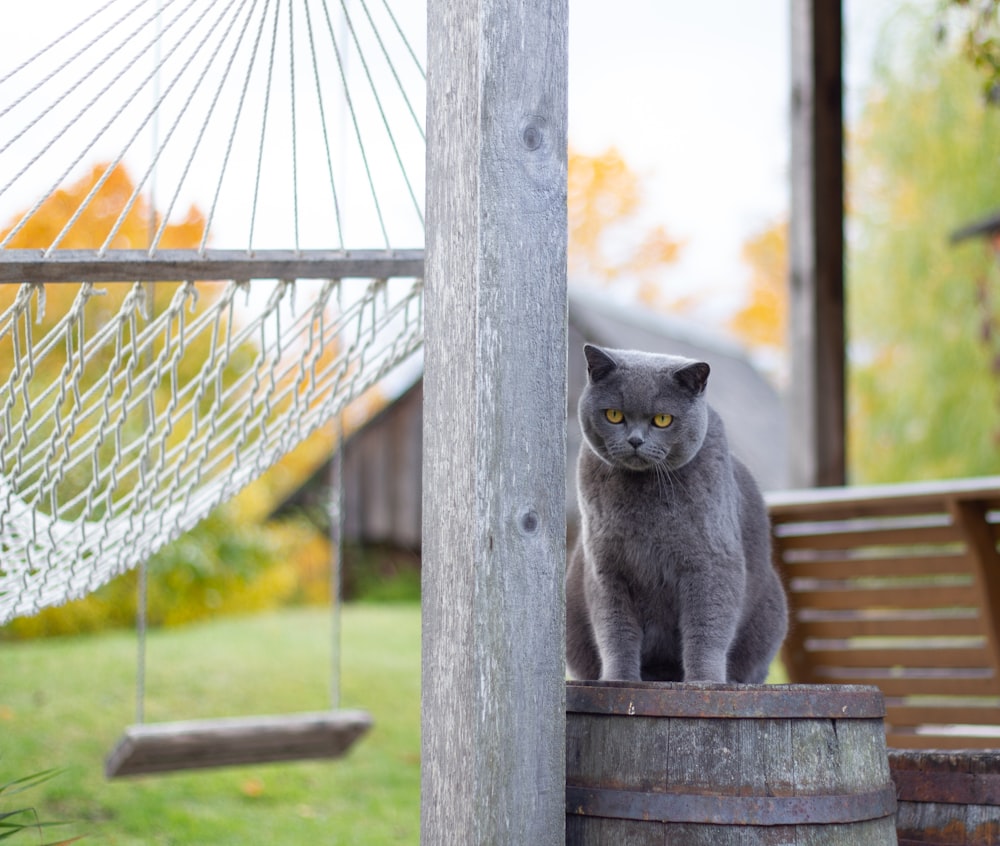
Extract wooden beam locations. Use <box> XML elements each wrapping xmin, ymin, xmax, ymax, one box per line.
<box><xmin>789</xmin><ymin>0</ymin><xmax>846</xmax><ymax>487</ymax></box>
<box><xmin>950</xmin><ymin>498</ymin><xmax>1000</xmax><ymax>687</ymax></box>
<box><xmin>767</xmin><ymin>475</ymin><xmax>1000</xmax><ymax>518</ymax></box>
<box><xmin>421</xmin><ymin>0</ymin><xmax>568</xmax><ymax>842</ymax></box>
<box><xmin>0</xmin><ymin>248</ymin><xmax>424</xmax><ymax>283</ymax></box>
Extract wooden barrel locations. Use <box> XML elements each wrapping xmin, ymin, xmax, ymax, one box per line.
<box><xmin>890</xmin><ymin>750</ymin><xmax>1000</xmax><ymax>845</ymax></box>
<box><xmin>566</xmin><ymin>681</ymin><xmax>897</xmax><ymax>845</ymax></box>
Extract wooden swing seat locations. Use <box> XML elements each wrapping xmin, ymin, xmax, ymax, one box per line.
<box><xmin>105</xmin><ymin>709</ymin><xmax>373</xmax><ymax>778</ymax></box>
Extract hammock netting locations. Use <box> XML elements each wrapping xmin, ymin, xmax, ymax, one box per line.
<box><xmin>0</xmin><ymin>0</ymin><xmax>425</xmax><ymax>623</ymax></box>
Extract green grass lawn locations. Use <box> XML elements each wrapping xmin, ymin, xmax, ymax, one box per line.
<box><xmin>0</xmin><ymin>604</ymin><xmax>421</xmax><ymax>845</ymax></box>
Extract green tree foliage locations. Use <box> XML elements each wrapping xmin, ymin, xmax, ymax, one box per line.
<box><xmin>849</xmin><ymin>8</ymin><xmax>1000</xmax><ymax>482</ymax></box>
<box><xmin>942</xmin><ymin>0</ymin><xmax>1000</xmax><ymax>100</ymax></box>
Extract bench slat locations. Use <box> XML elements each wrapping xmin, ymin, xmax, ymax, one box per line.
<box><xmin>780</xmin><ymin>553</ymin><xmax>970</xmax><ymax>579</ymax></box>
<box><xmin>790</xmin><ymin>615</ymin><xmax>982</xmax><ymax>639</ymax></box>
<box><xmin>775</xmin><ymin>523</ymin><xmax>961</xmax><ymax>551</ymax></box>
<box><xmin>768</xmin><ymin>476</ymin><xmax>1000</xmax><ymax>748</ymax></box>
<box><xmin>788</xmin><ymin>584</ymin><xmax>981</xmax><ymax>611</ymax></box>
<box><xmin>813</xmin><ymin>676</ymin><xmax>1000</xmax><ymax>698</ymax></box>
<box><xmin>804</xmin><ymin>647</ymin><xmax>992</xmax><ymax>670</ymax></box>
<box><xmin>886</xmin><ymin>732</ymin><xmax>1000</xmax><ymax>750</ymax></box>
<box><xmin>766</xmin><ymin>476</ymin><xmax>1000</xmax><ymax>518</ymax></box>
<box><xmin>886</xmin><ymin>705</ymin><xmax>1000</xmax><ymax>727</ymax></box>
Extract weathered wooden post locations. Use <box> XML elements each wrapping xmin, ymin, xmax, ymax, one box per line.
<box><xmin>789</xmin><ymin>0</ymin><xmax>846</xmax><ymax>487</ymax></box>
<box><xmin>421</xmin><ymin>0</ymin><xmax>568</xmax><ymax>843</ymax></box>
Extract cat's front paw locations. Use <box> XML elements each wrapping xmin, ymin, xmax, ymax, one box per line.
<box><xmin>682</xmin><ymin>656</ymin><xmax>728</xmax><ymax>684</ymax></box>
<box><xmin>598</xmin><ymin>666</ymin><xmax>642</xmax><ymax>683</ymax></box>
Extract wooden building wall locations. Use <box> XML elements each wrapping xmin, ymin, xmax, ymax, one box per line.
<box><xmin>342</xmin><ymin>383</ymin><xmax>423</xmax><ymax>550</ymax></box>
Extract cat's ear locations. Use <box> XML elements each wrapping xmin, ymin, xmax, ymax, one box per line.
<box><xmin>675</xmin><ymin>361</ymin><xmax>710</xmax><ymax>396</ymax></box>
<box><xmin>583</xmin><ymin>344</ymin><xmax>618</xmax><ymax>383</ymax></box>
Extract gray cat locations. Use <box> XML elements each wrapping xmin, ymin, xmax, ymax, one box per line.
<box><xmin>566</xmin><ymin>344</ymin><xmax>787</xmax><ymax>683</ymax></box>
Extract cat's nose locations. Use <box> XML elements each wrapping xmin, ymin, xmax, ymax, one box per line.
<box><xmin>627</xmin><ymin>434</ymin><xmax>644</xmax><ymax>449</ymax></box>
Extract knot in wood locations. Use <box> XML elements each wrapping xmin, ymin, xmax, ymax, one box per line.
<box><xmin>520</xmin><ymin>115</ymin><xmax>546</xmax><ymax>151</ymax></box>
<box><xmin>518</xmin><ymin>508</ymin><xmax>540</xmax><ymax>535</ymax></box>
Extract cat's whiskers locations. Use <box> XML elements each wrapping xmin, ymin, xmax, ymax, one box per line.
<box><xmin>657</xmin><ymin>464</ymin><xmax>672</xmax><ymax>501</ymax></box>
<box><xmin>653</xmin><ymin>461</ymin><xmax>674</xmax><ymax>502</ymax></box>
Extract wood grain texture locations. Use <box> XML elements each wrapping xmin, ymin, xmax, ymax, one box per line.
<box><xmin>421</xmin><ymin>0</ymin><xmax>568</xmax><ymax>843</ymax></box>
<box><xmin>104</xmin><ymin>711</ymin><xmax>372</xmax><ymax>777</ymax></box>
<box><xmin>565</xmin><ymin>682</ymin><xmax>896</xmax><ymax>845</ymax></box>
<box><xmin>951</xmin><ymin>499</ymin><xmax>1000</xmax><ymax>692</ymax></box>
<box><xmin>891</xmin><ymin>751</ymin><xmax>1000</xmax><ymax>845</ymax></box>
<box><xmin>789</xmin><ymin>0</ymin><xmax>845</xmax><ymax>487</ymax></box>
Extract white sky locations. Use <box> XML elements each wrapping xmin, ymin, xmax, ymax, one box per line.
<box><xmin>0</xmin><ymin>0</ymin><xmax>913</xmax><ymax>329</ymax></box>
<box><xmin>568</xmin><ymin>0</ymin><xmax>906</xmax><ymax>323</ymax></box>
<box><xmin>570</xmin><ymin>0</ymin><xmax>789</xmax><ymax>312</ymax></box>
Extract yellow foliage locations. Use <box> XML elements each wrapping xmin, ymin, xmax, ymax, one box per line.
<box><xmin>0</xmin><ymin>161</ymin><xmax>351</xmax><ymax>636</ymax></box>
<box><xmin>729</xmin><ymin>220</ymin><xmax>788</xmax><ymax>350</ymax></box>
<box><xmin>568</xmin><ymin>146</ymin><xmax>684</xmax><ymax>290</ymax></box>
<box><xmin>568</xmin><ymin>147</ymin><xmax>640</xmax><ymax>281</ymax></box>
<box><xmin>632</xmin><ymin>224</ymin><xmax>684</xmax><ymax>269</ymax></box>
<box><xmin>0</xmin><ymin>161</ymin><xmax>365</xmax><ymax>518</ymax></box>
<box><xmin>1</xmin><ymin>161</ymin><xmax>205</xmax><ymax>251</ymax></box>
<box><xmin>0</xmin><ymin>162</ymin><xmax>208</xmax><ymax>328</ymax></box>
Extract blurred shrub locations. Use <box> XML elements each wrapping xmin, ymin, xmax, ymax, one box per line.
<box><xmin>0</xmin><ymin>508</ymin><xmax>331</xmax><ymax>640</ymax></box>
<box><xmin>1</xmin><ymin>508</ymin><xmax>424</xmax><ymax>640</ymax></box>
<box><xmin>342</xmin><ymin>544</ymin><xmax>422</xmax><ymax>603</ymax></box>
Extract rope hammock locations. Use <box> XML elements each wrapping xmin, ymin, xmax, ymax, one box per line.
<box><xmin>1</xmin><ymin>0</ymin><xmax>423</xmax><ymax>775</ymax></box>
<box><xmin>0</xmin><ymin>0</ymin><xmax>425</xmax><ymax>624</ymax></box>
<box><xmin>0</xmin><ymin>275</ymin><xmax>423</xmax><ymax>621</ymax></box>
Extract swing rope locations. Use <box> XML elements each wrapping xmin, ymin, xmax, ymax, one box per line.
<box><xmin>114</xmin><ymin>412</ymin><xmax>356</xmax><ymax>777</ymax></box>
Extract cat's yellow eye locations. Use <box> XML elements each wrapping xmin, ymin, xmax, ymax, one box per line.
<box><xmin>652</xmin><ymin>413</ymin><xmax>673</xmax><ymax>429</ymax></box>
<box><xmin>605</xmin><ymin>408</ymin><xmax>624</xmax><ymax>424</ymax></box>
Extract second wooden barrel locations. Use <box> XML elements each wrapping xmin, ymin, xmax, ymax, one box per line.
<box><xmin>566</xmin><ymin>681</ymin><xmax>897</xmax><ymax>845</ymax></box>
<box><xmin>890</xmin><ymin>750</ymin><xmax>1000</xmax><ymax>845</ymax></box>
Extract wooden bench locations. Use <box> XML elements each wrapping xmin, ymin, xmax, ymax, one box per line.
<box><xmin>767</xmin><ymin>476</ymin><xmax>1000</xmax><ymax>749</ymax></box>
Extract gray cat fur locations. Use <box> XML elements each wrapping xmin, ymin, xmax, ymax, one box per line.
<box><xmin>565</xmin><ymin>344</ymin><xmax>788</xmax><ymax>683</ymax></box>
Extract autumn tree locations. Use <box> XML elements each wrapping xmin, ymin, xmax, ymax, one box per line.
<box><xmin>728</xmin><ymin>220</ymin><xmax>788</xmax><ymax>357</ymax></box>
<box><xmin>567</xmin><ymin>146</ymin><xmax>685</xmax><ymax>307</ymax></box>
<box><xmin>0</xmin><ymin>164</ymin><xmax>220</xmax><ymax>510</ymax></box>
<box><xmin>0</xmin><ymin>163</ymin><xmax>216</xmax><ymax>433</ymax></box>
<box><xmin>0</xmin><ymin>164</ymin><xmax>334</xmax><ymax>635</ymax></box>
<box><xmin>1</xmin><ymin>161</ymin><xmax>204</xmax><ymax>252</ymax></box>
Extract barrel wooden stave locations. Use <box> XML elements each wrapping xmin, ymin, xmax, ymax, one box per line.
<box><xmin>566</xmin><ymin>681</ymin><xmax>897</xmax><ymax>845</ymax></box>
<box><xmin>568</xmin><ymin>816</ymin><xmax>895</xmax><ymax>846</ymax></box>
<box><xmin>891</xmin><ymin>750</ymin><xmax>1000</xmax><ymax>845</ymax></box>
